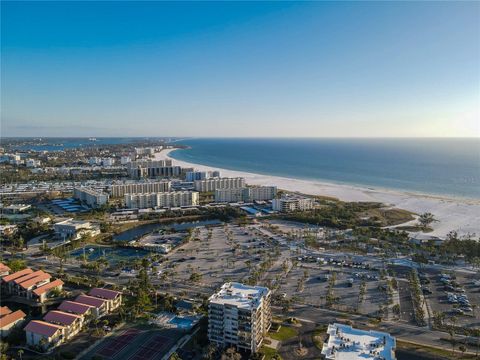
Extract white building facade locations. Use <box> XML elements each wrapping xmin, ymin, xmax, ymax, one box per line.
<box><xmin>194</xmin><ymin>178</ymin><xmax>245</xmax><ymax>192</ymax></box>
<box><xmin>124</xmin><ymin>191</ymin><xmax>199</xmax><ymax>209</ymax></box>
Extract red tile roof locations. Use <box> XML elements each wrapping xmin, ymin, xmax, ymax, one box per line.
<box><xmin>0</xmin><ymin>262</ymin><xmax>10</xmax><ymax>273</ymax></box>
<box><xmin>89</xmin><ymin>287</ymin><xmax>121</xmax><ymax>300</ymax></box>
<box><xmin>44</xmin><ymin>310</ymin><xmax>81</xmax><ymax>326</ymax></box>
<box><xmin>19</xmin><ymin>272</ymin><xmax>51</xmax><ymax>289</ymax></box>
<box><xmin>13</xmin><ymin>270</ymin><xmax>46</xmax><ymax>285</ymax></box>
<box><xmin>58</xmin><ymin>300</ymin><xmax>93</xmax><ymax>315</ymax></box>
<box><xmin>33</xmin><ymin>279</ymin><xmax>64</xmax><ymax>296</ymax></box>
<box><xmin>75</xmin><ymin>294</ymin><xmax>106</xmax><ymax>308</ymax></box>
<box><xmin>0</xmin><ymin>309</ymin><xmax>26</xmax><ymax>328</ymax></box>
<box><xmin>24</xmin><ymin>320</ymin><xmax>63</xmax><ymax>337</ymax></box>
<box><xmin>0</xmin><ymin>310</ymin><xmax>26</xmax><ymax>328</ymax></box>
<box><xmin>0</xmin><ymin>306</ymin><xmax>12</xmax><ymax>316</ymax></box>
<box><xmin>2</xmin><ymin>268</ymin><xmax>33</xmax><ymax>282</ymax></box>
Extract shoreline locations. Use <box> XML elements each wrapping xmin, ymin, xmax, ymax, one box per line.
<box><xmin>156</xmin><ymin>148</ymin><xmax>480</xmax><ymax>238</ymax></box>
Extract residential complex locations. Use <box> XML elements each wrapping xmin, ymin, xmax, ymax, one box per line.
<box><xmin>215</xmin><ymin>186</ymin><xmax>277</xmax><ymax>203</ymax></box>
<box><xmin>1</xmin><ymin>268</ymin><xmax>64</xmax><ymax>303</ymax></box>
<box><xmin>73</xmin><ymin>187</ymin><xmax>109</xmax><ymax>208</ymax></box>
<box><xmin>321</xmin><ymin>323</ymin><xmax>396</xmax><ymax>360</ymax></box>
<box><xmin>194</xmin><ymin>177</ymin><xmax>245</xmax><ymax>192</ymax></box>
<box><xmin>110</xmin><ymin>180</ymin><xmax>171</xmax><ymax>198</ymax></box>
<box><xmin>24</xmin><ymin>288</ymin><xmax>122</xmax><ymax>350</ymax></box>
<box><xmin>124</xmin><ymin>191</ymin><xmax>199</xmax><ymax>209</ymax></box>
<box><xmin>208</xmin><ymin>282</ymin><xmax>271</xmax><ymax>353</ymax></box>
<box><xmin>272</xmin><ymin>195</ymin><xmax>314</xmax><ymax>212</ymax></box>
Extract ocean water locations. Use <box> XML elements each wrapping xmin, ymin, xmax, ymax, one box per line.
<box><xmin>169</xmin><ymin>138</ymin><xmax>480</xmax><ymax>199</ymax></box>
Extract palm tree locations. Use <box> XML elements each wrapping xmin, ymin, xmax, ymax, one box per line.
<box><xmin>17</xmin><ymin>349</ymin><xmax>24</xmax><ymax>360</ymax></box>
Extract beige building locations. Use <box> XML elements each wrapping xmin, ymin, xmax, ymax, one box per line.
<box><xmin>110</xmin><ymin>181</ymin><xmax>171</xmax><ymax>198</ymax></box>
<box><xmin>208</xmin><ymin>282</ymin><xmax>271</xmax><ymax>353</ymax></box>
<box><xmin>124</xmin><ymin>191</ymin><xmax>199</xmax><ymax>209</ymax></box>
<box><xmin>215</xmin><ymin>186</ymin><xmax>277</xmax><ymax>203</ymax></box>
<box><xmin>272</xmin><ymin>195</ymin><xmax>314</xmax><ymax>212</ymax></box>
<box><xmin>194</xmin><ymin>177</ymin><xmax>245</xmax><ymax>192</ymax></box>
<box><xmin>73</xmin><ymin>187</ymin><xmax>109</xmax><ymax>208</ymax></box>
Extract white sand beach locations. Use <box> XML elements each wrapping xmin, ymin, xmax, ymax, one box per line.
<box><xmin>156</xmin><ymin>149</ymin><xmax>480</xmax><ymax>238</ymax></box>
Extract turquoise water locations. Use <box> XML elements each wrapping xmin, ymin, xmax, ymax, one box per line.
<box><xmin>170</xmin><ymin>138</ymin><xmax>480</xmax><ymax>199</ymax></box>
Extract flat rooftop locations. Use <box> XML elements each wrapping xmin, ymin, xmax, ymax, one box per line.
<box><xmin>321</xmin><ymin>323</ymin><xmax>396</xmax><ymax>360</ymax></box>
<box><xmin>209</xmin><ymin>282</ymin><xmax>269</xmax><ymax>310</ymax></box>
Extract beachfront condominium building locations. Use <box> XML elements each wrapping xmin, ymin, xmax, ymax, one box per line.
<box><xmin>194</xmin><ymin>177</ymin><xmax>245</xmax><ymax>192</ymax></box>
<box><xmin>185</xmin><ymin>170</ymin><xmax>221</xmax><ymax>182</ymax></box>
<box><xmin>215</xmin><ymin>186</ymin><xmax>277</xmax><ymax>203</ymax></box>
<box><xmin>208</xmin><ymin>282</ymin><xmax>271</xmax><ymax>354</ymax></box>
<box><xmin>73</xmin><ymin>187</ymin><xmax>109</xmax><ymax>208</ymax></box>
<box><xmin>272</xmin><ymin>195</ymin><xmax>314</xmax><ymax>212</ymax></box>
<box><xmin>127</xmin><ymin>160</ymin><xmax>184</xmax><ymax>179</ymax></box>
<box><xmin>124</xmin><ymin>191</ymin><xmax>199</xmax><ymax>209</ymax></box>
<box><xmin>110</xmin><ymin>181</ymin><xmax>171</xmax><ymax>198</ymax></box>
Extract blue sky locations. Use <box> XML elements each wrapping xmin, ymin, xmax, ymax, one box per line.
<box><xmin>1</xmin><ymin>1</ymin><xmax>479</xmax><ymax>137</ymax></box>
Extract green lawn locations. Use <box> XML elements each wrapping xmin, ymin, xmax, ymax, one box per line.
<box><xmin>259</xmin><ymin>346</ymin><xmax>283</xmax><ymax>360</ymax></box>
<box><xmin>268</xmin><ymin>326</ymin><xmax>298</xmax><ymax>341</ymax></box>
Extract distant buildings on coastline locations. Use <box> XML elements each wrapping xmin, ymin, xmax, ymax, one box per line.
<box><xmin>185</xmin><ymin>170</ymin><xmax>220</xmax><ymax>182</ymax></box>
<box><xmin>110</xmin><ymin>180</ymin><xmax>171</xmax><ymax>198</ymax></box>
<box><xmin>272</xmin><ymin>194</ymin><xmax>314</xmax><ymax>212</ymax></box>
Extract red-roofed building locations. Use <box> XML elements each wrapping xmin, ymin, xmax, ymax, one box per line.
<box><xmin>25</xmin><ymin>320</ymin><xmax>65</xmax><ymax>350</ymax></box>
<box><xmin>2</xmin><ymin>268</ymin><xmax>33</xmax><ymax>284</ymax></box>
<box><xmin>88</xmin><ymin>288</ymin><xmax>122</xmax><ymax>311</ymax></box>
<box><xmin>33</xmin><ymin>279</ymin><xmax>64</xmax><ymax>303</ymax></box>
<box><xmin>0</xmin><ymin>308</ymin><xmax>25</xmax><ymax>337</ymax></box>
<box><xmin>44</xmin><ymin>310</ymin><xmax>83</xmax><ymax>340</ymax></box>
<box><xmin>0</xmin><ymin>307</ymin><xmax>12</xmax><ymax>317</ymax></box>
<box><xmin>11</xmin><ymin>270</ymin><xmax>47</xmax><ymax>294</ymax></box>
<box><xmin>58</xmin><ymin>300</ymin><xmax>94</xmax><ymax>317</ymax></box>
<box><xmin>75</xmin><ymin>294</ymin><xmax>107</xmax><ymax>317</ymax></box>
<box><xmin>0</xmin><ymin>263</ymin><xmax>10</xmax><ymax>277</ymax></box>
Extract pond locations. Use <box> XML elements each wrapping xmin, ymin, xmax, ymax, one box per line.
<box><xmin>113</xmin><ymin>219</ymin><xmax>222</xmax><ymax>242</ymax></box>
<box><xmin>70</xmin><ymin>245</ymin><xmax>150</xmax><ymax>264</ymax></box>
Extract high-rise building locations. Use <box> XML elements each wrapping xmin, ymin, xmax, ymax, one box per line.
<box><xmin>185</xmin><ymin>170</ymin><xmax>221</xmax><ymax>182</ymax></box>
<box><xmin>124</xmin><ymin>191</ymin><xmax>199</xmax><ymax>209</ymax></box>
<box><xmin>194</xmin><ymin>178</ymin><xmax>245</xmax><ymax>192</ymax></box>
<box><xmin>127</xmin><ymin>160</ymin><xmax>183</xmax><ymax>178</ymax></box>
<box><xmin>110</xmin><ymin>181</ymin><xmax>171</xmax><ymax>198</ymax></box>
<box><xmin>208</xmin><ymin>282</ymin><xmax>271</xmax><ymax>353</ymax></box>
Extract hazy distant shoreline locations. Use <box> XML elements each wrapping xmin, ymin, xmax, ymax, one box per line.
<box><xmin>157</xmin><ymin>148</ymin><xmax>480</xmax><ymax>239</ymax></box>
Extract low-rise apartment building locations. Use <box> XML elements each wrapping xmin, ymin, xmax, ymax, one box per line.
<box><xmin>88</xmin><ymin>288</ymin><xmax>122</xmax><ymax>312</ymax></box>
<box><xmin>43</xmin><ymin>311</ymin><xmax>83</xmax><ymax>341</ymax></box>
<box><xmin>0</xmin><ymin>306</ymin><xmax>26</xmax><ymax>337</ymax></box>
<box><xmin>272</xmin><ymin>195</ymin><xmax>314</xmax><ymax>212</ymax></box>
<box><xmin>25</xmin><ymin>320</ymin><xmax>65</xmax><ymax>350</ymax></box>
<box><xmin>124</xmin><ymin>191</ymin><xmax>199</xmax><ymax>209</ymax></box>
<box><xmin>208</xmin><ymin>282</ymin><xmax>271</xmax><ymax>354</ymax></box>
<box><xmin>54</xmin><ymin>219</ymin><xmax>100</xmax><ymax>241</ymax></box>
<box><xmin>73</xmin><ymin>187</ymin><xmax>109</xmax><ymax>208</ymax></box>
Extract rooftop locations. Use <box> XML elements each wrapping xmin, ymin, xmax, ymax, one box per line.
<box><xmin>19</xmin><ymin>272</ymin><xmax>51</xmax><ymax>289</ymax></box>
<box><xmin>33</xmin><ymin>279</ymin><xmax>64</xmax><ymax>296</ymax></box>
<box><xmin>321</xmin><ymin>323</ymin><xmax>396</xmax><ymax>360</ymax></box>
<box><xmin>88</xmin><ymin>287</ymin><xmax>121</xmax><ymax>300</ymax></box>
<box><xmin>209</xmin><ymin>282</ymin><xmax>270</xmax><ymax>310</ymax></box>
<box><xmin>0</xmin><ymin>306</ymin><xmax>12</xmax><ymax>316</ymax></box>
<box><xmin>2</xmin><ymin>268</ymin><xmax>33</xmax><ymax>283</ymax></box>
<box><xmin>75</xmin><ymin>294</ymin><xmax>106</xmax><ymax>308</ymax></box>
<box><xmin>13</xmin><ymin>270</ymin><xmax>46</xmax><ymax>285</ymax></box>
<box><xmin>24</xmin><ymin>320</ymin><xmax>64</xmax><ymax>337</ymax></box>
<box><xmin>44</xmin><ymin>310</ymin><xmax>81</xmax><ymax>326</ymax></box>
<box><xmin>58</xmin><ymin>300</ymin><xmax>94</xmax><ymax>315</ymax></box>
<box><xmin>0</xmin><ymin>262</ymin><xmax>11</xmax><ymax>273</ymax></box>
<box><xmin>0</xmin><ymin>309</ymin><xmax>26</xmax><ymax>328</ymax></box>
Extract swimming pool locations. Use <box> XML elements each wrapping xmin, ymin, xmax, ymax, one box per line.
<box><xmin>169</xmin><ymin>316</ymin><xmax>194</xmax><ymax>329</ymax></box>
